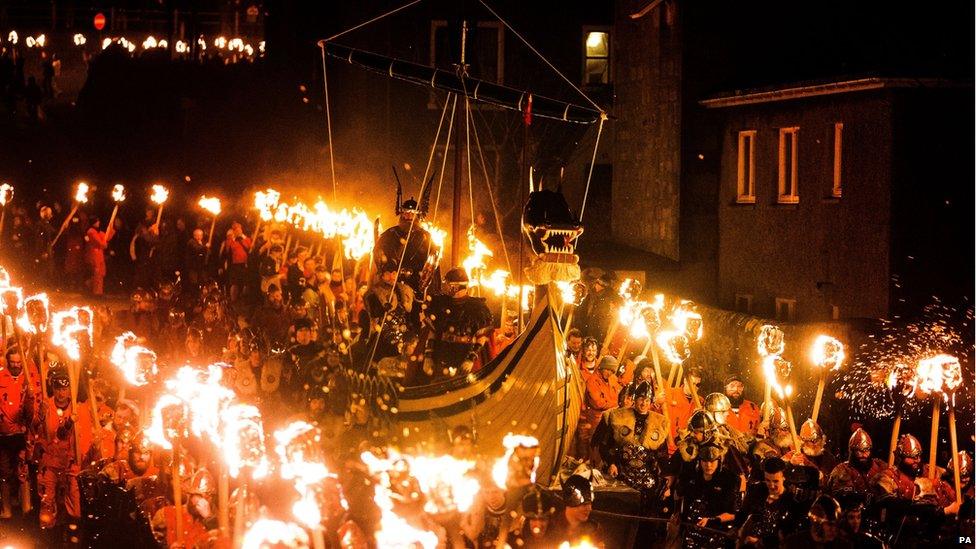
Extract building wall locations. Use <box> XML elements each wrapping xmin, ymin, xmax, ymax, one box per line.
<box><xmin>611</xmin><ymin>0</ymin><xmax>681</xmax><ymax>260</ymax></box>
<box><xmin>717</xmin><ymin>92</ymin><xmax>894</xmax><ymax>321</ymax></box>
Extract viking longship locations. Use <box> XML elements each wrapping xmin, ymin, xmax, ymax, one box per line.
<box><xmin>319</xmin><ymin>2</ymin><xmax>606</xmax><ymax>481</ymax></box>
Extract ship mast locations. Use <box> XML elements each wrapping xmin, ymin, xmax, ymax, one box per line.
<box><xmin>450</xmin><ymin>20</ymin><xmax>469</xmax><ymax>267</ymax></box>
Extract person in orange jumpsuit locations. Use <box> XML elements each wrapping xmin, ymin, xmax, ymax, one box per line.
<box><xmin>665</xmin><ymin>365</ymin><xmax>703</xmax><ymax>440</ymax></box>
<box><xmin>84</xmin><ymin>216</ymin><xmax>114</xmax><ymax>296</ymax></box>
<box><xmin>0</xmin><ymin>346</ymin><xmax>34</xmax><ymax>517</ymax></box>
<box><xmin>576</xmin><ymin>356</ymin><xmax>621</xmax><ymax>460</ymax></box>
<box><xmin>36</xmin><ymin>364</ymin><xmax>95</xmax><ymax>543</ymax></box>
<box><xmin>723</xmin><ymin>374</ymin><xmax>761</xmax><ymax>439</ymax></box>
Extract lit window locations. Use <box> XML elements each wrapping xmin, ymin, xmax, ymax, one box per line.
<box><xmin>832</xmin><ymin>122</ymin><xmax>843</xmax><ymax>198</ymax></box>
<box><xmin>778</xmin><ymin>127</ymin><xmax>799</xmax><ymax>204</ymax></box>
<box><xmin>734</xmin><ymin>294</ymin><xmax>753</xmax><ymax>314</ymax></box>
<box><xmin>736</xmin><ymin>130</ymin><xmax>756</xmax><ymax>203</ymax></box>
<box><xmin>775</xmin><ymin>298</ymin><xmax>796</xmax><ymax>322</ymax></box>
<box><xmin>583</xmin><ymin>30</ymin><xmax>609</xmax><ymax>86</ymax></box>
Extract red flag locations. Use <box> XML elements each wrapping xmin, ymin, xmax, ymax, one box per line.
<box><xmin>523</xmin><ymin>93</ymin><xmax>533</xmax><ymax>126</ymax></box>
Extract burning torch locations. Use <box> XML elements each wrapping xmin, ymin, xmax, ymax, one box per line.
<box><xmin>914</xmin><ymin>354</ymin><xmax>963</xmax><ymax>501</ymax></box>
<box><xmin>150</xmin><ymin>184</ymin><xmax>169</xmax><ymax>227</ymax></box>
<box><xmin>106</xmin><ymin>184</ymin><xmax>125</xmax><ymax>239</ymax></box>
<box><xmin>809</xmin><ymin>335</ymin><xmax>845</xmax><ymax>423</ymax></box>
<box><xmin>52</xmin><ymin>181</ymin><xmax>90</xmax><ymax>247</ymax></box>
<box><xmin>147</xmin><ymin>394</ymin><xmax>190</xmax><ymax>547</ymax></box>
<box><xmin>222</xmin><ymin>404</ymin><xmax>269</xmax><ymax>544</ymax></box>
<box><xmin>0</xmin><ymin>183</ymin><xmax>13</xmax><ymax>244</ymax></box>
<box><xmin>757</xmin><ymin>324</ymin><xmax>785</xmax><ymax>420</ymax></box>
<box><xmin>198</xmin><ymin>195</ymin><xmax>221</xmax><ymax>258</ymax></box>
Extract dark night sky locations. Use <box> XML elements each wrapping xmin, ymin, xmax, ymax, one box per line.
<box><xmin>0</xmin><ymin>0</ymin><xmax>970</xmax><ymax>215</ymax></box>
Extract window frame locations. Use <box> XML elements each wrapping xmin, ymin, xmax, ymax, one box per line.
<box><xmin>775</xmin><ymin>298</ymin><xmax>797</xmax><ymax>322</ymax></box>
<box><xmin>736</xmin><ymin>130</ymin><xmax>756</xmax><ymax>203</ymax></box>
<box><xmin>582</xmin><ymin>26</ymin><xmax>611</xmax><ymax>87</ymax></box>
<box><xmin>475</xmin><ymin>21</ymin><xmax>505</xmax><ymax>85</ymax></box>
<box><xmin>832</xmin><ymin>122</ymin><xmax>843</xmax><ymax>198</ymax></box>
<box><xmin>777</xmin><ymin>126</ymin><xmax>800</xmax><ymax>204</ymax></box>
<box><xmin>734</xmin><ymin>293</ymin><xmax>753</xmax><ymax>314</ymax></box>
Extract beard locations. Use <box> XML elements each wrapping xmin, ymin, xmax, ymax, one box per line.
<box><xmin>727</xmin><ymin>394</ymin><xmax>744</xmax><ymax>407</ymax></box>
<box><xmin>898</xmin><ymin>459</ymin><xmax>920</xmax><ymax>477</ymax></box>
<box><xmin>851</xmin><ymin>456</ymin><xmax>872</xmax><ymax>472</ymax></box>
<box><xmin>772</xmin><ymin>431</ymin><xmax>793</xmax><ymax>450</ymax></box>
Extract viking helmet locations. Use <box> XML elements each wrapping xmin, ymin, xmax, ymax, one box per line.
<box><xmin>767</xmin><ymin>405</ymin><xmax>789</xmax><ymax>432</ymax></box>
<box><xmin>808</xmin><ymin>494</ymin><xmax>842</xmax><ymax>523</ymax></box>
<box><xmin>630</xmin><ymin>380</ymin><xmax>654</xmax><ymax>401</ymax></box>
<box><xmin>948</xmin><ymin>451</ymin><xmax>973</xmax><ymax>479</ymax></box>
<box><xmin>800</xmin><ymin>420</ymin><xmax>824</xmax><ymax>443</ymax></box>
<box><xmin>895</xmin><ymin>434</ymin><xmax>923</xmax><ymax>459</ymax></box>
<box><xmin>521</xmin><ymin>486</ymin><xmax>555</xmax><ymax>518</ymax></box>
<box><xmin>704</xmin><ymin>393</ymin><xmax>731</xmax><ymax>424</ymax></box>
<box><xmin>848</xmin><ymin>428</ymin><xmax>872</xmax><ymax>453</ymax></box>
<box><xmin>443</xmin><ymin>268</ymin><xmax>469</xmax><ymax>287</ymax></box>
<box><xmin>688</xmin><ymin>410</ymin><xmax>716</xmax><ymax>433</ymax></box>
<box><xmin>46</xmin><ymin>362</ymin><xmax>71</xmax><ymax>394</ymax></box>
<box><xmin>562</xmin><ymin>474</ymin><xmax>594</xmax><ymax>507</ymax></box>
<box><xmin>698</xmin><ymin>441</ymin><xmax>726</xmax><ymax>462</ymax></box>
<box><xmin>394</xmin><ymin>176</ymin><xmax>433</xmax><ymax>218</ymax></box>
<box><xmin>800</xmin><ymin>419</ymin><xmax>826</xmax><ymax>457</ymax></box>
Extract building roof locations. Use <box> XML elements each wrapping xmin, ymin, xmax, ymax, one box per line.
<box><xmin>700</xmin><ymin>77</ymin><xmax>969</xmax><ymax>108</ymax></box>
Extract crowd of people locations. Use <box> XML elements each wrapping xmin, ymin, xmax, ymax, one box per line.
<box><xmin>0</xmin><ymin>189</ymin><xmax>969</xmax><ymax>548</ymax></box>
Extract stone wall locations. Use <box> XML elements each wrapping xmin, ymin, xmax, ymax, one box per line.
<box><xmin>611</xmin><ymin>0</ymin><xmax>682</xmax><ymax>260</ymax></box>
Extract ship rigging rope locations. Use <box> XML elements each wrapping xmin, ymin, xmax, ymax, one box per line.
<box><xmin>578</xmin><ymin>114</ymin><xmax>607</xmax><ymax>225</ymax></box>
<box><xmin>461</xmin><ymin>87</ymin><xmax>477</xmax><ymax>246</ymax></box>
<box><xmin>363</xmin><ymin>93</ymin><xmax>456</xmax><ymax>370</ymax></box>
<box><xmin>320</xmin><ymin>45</ymin><xmax>338</xmax><ymax>202</ymax></box>
<box><xmin>467</xmin><ymin>104</ymin><xmax>512</xmax><ymax>273</ymax></box>
<box><xmin>320</xmin><ymin>0</ymin><xmax>424</xmax><ymax>44</ymax></box>
<box><xmin>475</xmin><ymin>0</ymin><xmax>605</xmax><ymax>115</ymax></box>
<box><xmin>432</xmin><ymin>95</ymin><xmax>459</xmax><ymax>222</ymax></box>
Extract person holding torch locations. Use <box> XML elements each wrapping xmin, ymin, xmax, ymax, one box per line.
<box><xmin>84</xmin><ymin>208</ymin><xmax>116</xmax><ymax>296</ymax></box>
<box><xmin>36</xmin><ymin>362</ymin><xmax>95</xmax><ymax>543</ymax></box>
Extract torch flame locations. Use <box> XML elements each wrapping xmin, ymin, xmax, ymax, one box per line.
<box><xmin>50</xmin><ymin>306</ymin><xmax>93</xmax><ymax>361</ymax></box>
<box><xmin>491</xmin><ymin>433</ymin><xmax>540</xmax><ymax>489</ymax></box>
<box><xmin>221</xmin><ymin>404</ymin><xmax>269</xmax><ymax>479</ymax></box>
<box><xmin>241</xmin><ymin>519</ymin><xmax>309</xmax><ymax>549</ymax></box>
<box><xmin>619</xmin><ymin>278</ymin><xmax>643</xmax><ymax>301</ymax></box>
<box><xmin>558</xmin><ymin>540</ymin><xmax>599</xmax><ymax>549</ymax></box>
<box><xmin>463</xmin><ymin>226</ymin><xmax>494</xmax><ymax>282</ymax></box>
<box><xmin>165</xmin><ymin>365</ymin><xmax>235</xmax><ymax>444</ymax></box>
<box><xmin>198</xmin><ymin>195</ymin><xmax>221</xmax><ymax>216</ymax></box>
<box><xmin>913</xmin><ymin>354</ymin><xmax>962</xmax><ymax>399</ymax></box>
<box><xmin>110</xmin><ymin>333</ymin><xmax>157</xmax><ymax>387</ymax></box>
<box><xmin>150</xmin><ymin>184</ymin><xmax>169</xmax><ymax>205</ymax></box>
<box><xmin>146</xmin><ymin>394</ymin><xmax>187</xmax><ymax>449</ymax></box>
<box><xmin>757</xmin><ymin>325</ymin><xmax>785</xmax><ymax>357</ymax></box>
<box><xmin>671</xmin><ymin>300</ymin><xmax>703</xmax><ymax>342</ymax></box>
<box><xmin>810</xmin><ymin>335</ymin><xmax>845</xmax><ymax>372</ymax></box>
<box><xmin>17</xmin><ymin>293</ymin><xmax>49</xmax><ymax>334</ymax></box>
<box><xmin>656</xmin><ymin>330</ymin><xmax>691</xmax><ymax>364</ymax></box>
<box><xmin>421</xmin><ymin>221</ymin><xmax>447</xmax><ymax>250</ymax></box>
<box><xmin>0</xmin><ymin>183</ymin><xmax>13</xmax><ymax>206</ymax></box>
<box><xmin>74</xmin><ymin>182</ymin><xmax>90</xmax><ymax>204</ymax></box>
<box><xmin>112</xmin><ymin>184</ymin><xmax>126</xmax><ymax>202</ymax></box>
<box><xmin>360</xmin><ymin>450</ymin><xmax>441</xmax><ymax>549</ymax></box>
<box><xmin>763</xmin><ymin>355</ymin><xmax>794</xmax><ymax>400</ymax></box>
<box><xmin>254</xmin><ymin>189</ymin><xmax>281</xmax><ymax>222</ymax></box>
